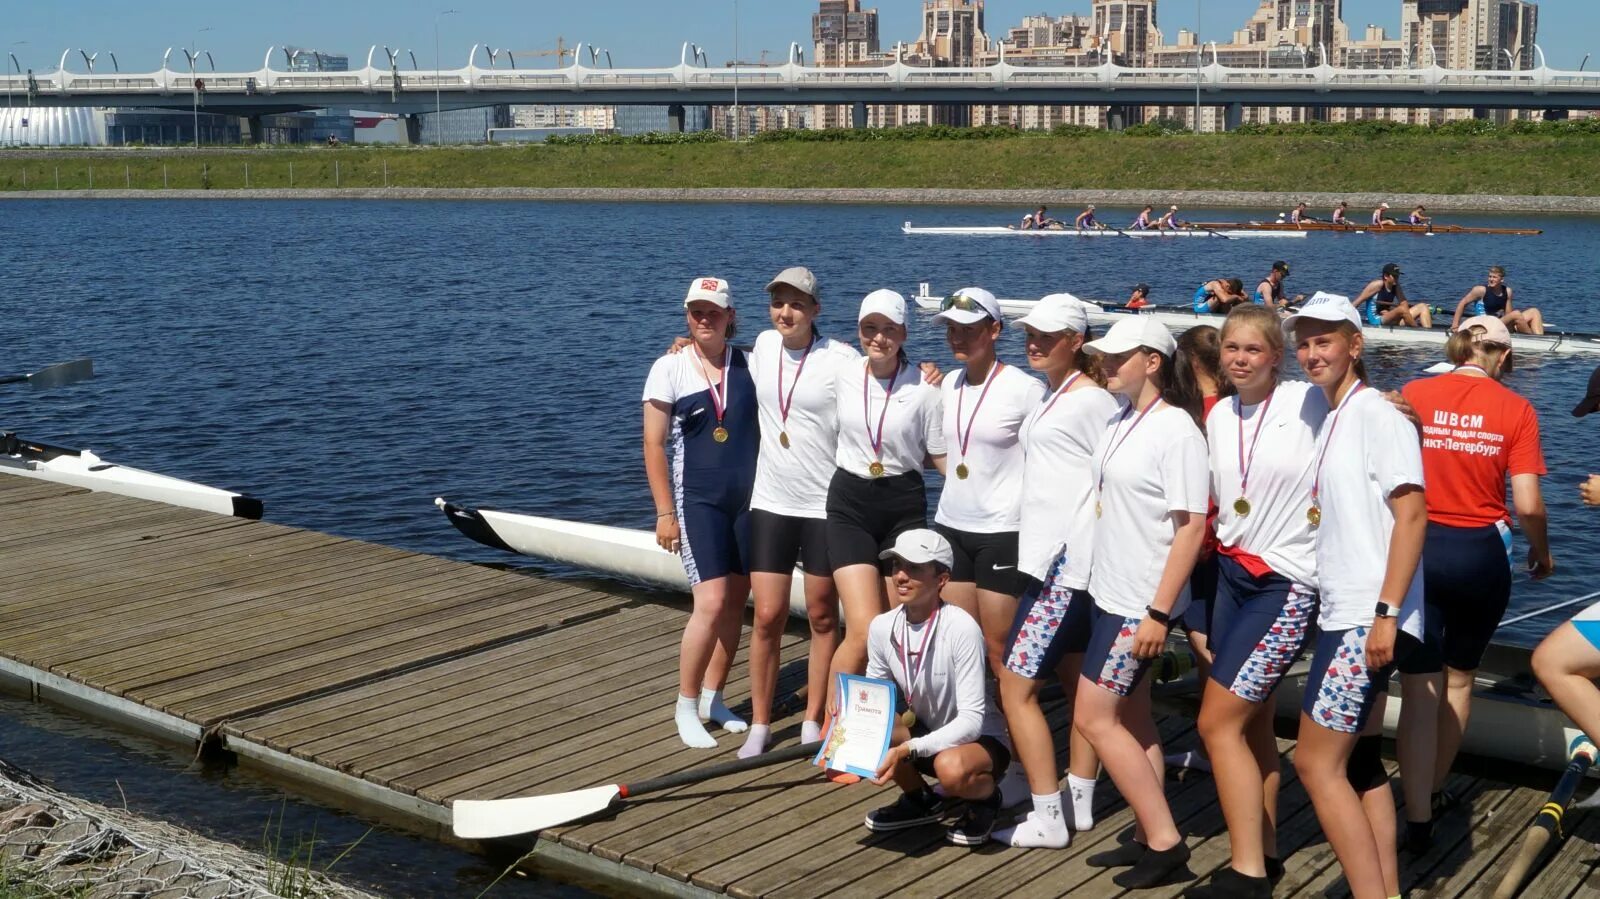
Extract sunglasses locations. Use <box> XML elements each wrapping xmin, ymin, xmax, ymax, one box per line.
<box><xmin>939</xmin><ymin>295</ymin><xmax>989</xmax><ymax>313</ymax></box>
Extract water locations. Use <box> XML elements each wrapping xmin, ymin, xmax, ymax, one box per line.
<box><xmin>4</xmin><ymin>198</ymin><xmax>1598</xmax><ymax>652</ymax></box>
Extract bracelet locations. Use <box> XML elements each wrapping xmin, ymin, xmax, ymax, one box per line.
<box><xmin>657</xmin><ymin>511</ymin><xmax>675</xmax><ymax>519</ymax></box>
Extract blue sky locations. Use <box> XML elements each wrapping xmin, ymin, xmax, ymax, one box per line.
<box><xmin>5</xmin><ymin>2</ymin><xmax>1592</xmax><ymax>73</ymax></box>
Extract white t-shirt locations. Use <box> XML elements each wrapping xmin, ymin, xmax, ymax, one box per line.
<box><xmin>833</xmin><ymin>360</ymin><xmax>946</xmax><ymax>478</ymax></box>
<box><xmin>1311</xmin><ymin>386</ymin><xmax>1426</xmax><ymax>634</ymax></box>
<box><xmin>747</xmin><ymin>330</ymin><xmax>861</xmax><ymax>518</ymax></box>
<box><xmin>1018</xmin><ymin>378</ymin><xmax>1122</xmax><ymax>584</ymax></box>
<box><xmin>1207</xmin><ymin>380</ymin><xmax>1327</xmax><ymax>588</ymax></box>
<box><xmin>865</xmin><ymin>603</ymin><xmax>1006</xmax><ymax>757</ymax></box>
<box><xmin>935</xmin><ymin>363</ymin><xmax>1046</xmax><ymax>534</ymax></box>
<box><xmin>1088</xmin><ymin>402</ymin><xmax>1210</xmax><ymax>619</ymax></box>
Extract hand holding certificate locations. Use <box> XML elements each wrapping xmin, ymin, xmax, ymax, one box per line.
<box><xmin>815</xmin><ymin>673</ymin><xmax>897</xmax><ymax>779</ymax></box>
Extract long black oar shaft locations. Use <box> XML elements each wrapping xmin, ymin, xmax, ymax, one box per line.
<box><xmin>1492</xmin><ymin>743</ymin><xmax>1596</xmax><ymax>899</ymax></box>
<box><xmin>620</xmin><ymin>741</ymin><xmax>817</xmax><ymax>799</ymax></box>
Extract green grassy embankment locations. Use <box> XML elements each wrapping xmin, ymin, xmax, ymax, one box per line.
<box><xmin>1</xmin><ymin>134</ymin><xmax>1598</xmax><ymax>196</ymax></box>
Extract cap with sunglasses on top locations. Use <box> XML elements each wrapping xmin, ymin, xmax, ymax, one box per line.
<box><xmin>858</xmin><ymin>289</ymin><xmax>907</xmax><ymax>326</ymax></box>
<box><xmin>1084</xmin><ymin>316</ymin><xmax>1176</xmax><ymax>357</ymax></box>
<box><xmin>933</xmin><ymin>287</ymin><xmax>1003</xmax><ymax>326</ymax></box>
<box><xmin>1272</xmin><ymin>261</ymin><xmax>1290</xmax><ymax>275</ymax></box>
<box><xmin>1382</xmin><ymin>263</ymin><xmax>1402</xmax><ymax>278</ymax></box>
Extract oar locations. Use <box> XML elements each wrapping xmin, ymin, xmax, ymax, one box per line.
<box><xmin>1499</xmin><ymin>590</ymin><xmax>1600</xmax><ymax>628</ymax></box>
<box><xmin>0</xmin><ymin>359</ymin><xmax>93</xmax><ymax>389</ymax></box>
<box><xmin>452</xmin><ymin>741</ymin><xmax>818</xmax><ymax>839</ymax></box>
<box><xmin>1492</xmin><ymin>734</ymin><xmax>1597</xmax><ymax>899</ymax></box>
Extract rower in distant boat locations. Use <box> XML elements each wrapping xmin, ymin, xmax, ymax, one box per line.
<box><xmin>1075</xmin><ymin>204</ymin><xmax>1103</xmax><ymax>231</ymax></box>
<box><xmin>1354</xmin><ymin>263</ymin><xmax>1432</xmax><ymax>329</ymax></box>
<box><xmin>1451</xmin><ymin>265</ymin><xmax>1545</xmax><ymax>335</ymax></box>
<box><xmin>1331</xmin><ymin>201</ymin><xmax>1350</xmax><ymax>226</ymax></box>
<box><xmin>1372</xmin><ymin>202</ymin><xmax>1397</xmax><ymax>228</ymax></box>
<box><xmin>1193</xmin><ymin>278</ymin><xmax>1250</xmax><ymax>315</ymax></box>
<box><xmin>1289</xmin><ymin>203</ymin><xmax>1316</xmax><ymax>225</ymax></box>
<box><xmin>1020</xmin><ymin>205</ymin><xmax>1061</xmax><ymax>231</ymax></box>
<box><xmin>1158</xmin><ymin>205</ymin><xmax>1181</xmax><ymax>230</ymax></box>
<box><xmin>1131</xmin><ymin>206</ymin><xmax>1155</xmax><ymax>231</ymax></box>
<box><xmin>1409</xmin><ymin>205</ymin><xmax>1432</xmax><ymax>227</ymax></box>
<box><xmin>1255</xmin><ymin>261</ymin><xmax>1304</xmax><ymax>311</ymax></box>
<box><xmin>1127</xmin><ymin>283</ymin><xmax>1152</xmax><ymax>309</ymax></box>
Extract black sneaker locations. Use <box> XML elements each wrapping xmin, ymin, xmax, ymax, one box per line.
<box><xmin>865</xmin><ymin>789</ymin><xmax>945</xmax><ymax>832</ymax></box>
<box><xmin>946</xmin><ymin>791</ymin><xmax>1001</xmax><ymax>846</ymax></box>
<box><xmin>1404</xmin><ymin>818</ymin><xmax>1434</xmax><ymax>856</ymax></box>
<box><xmin>1182</xmin><ymin>866</ymin><xmax>1271</xmax><ymax>899</ymax></box>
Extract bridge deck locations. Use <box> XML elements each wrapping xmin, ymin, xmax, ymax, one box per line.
<box><xmin>1</xmin><ymin>473</ymin><xmax>1596</xmax><ymax>898</ymax></box>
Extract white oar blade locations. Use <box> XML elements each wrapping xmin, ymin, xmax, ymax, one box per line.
<box><xmin>27</xmin><ymin>359</ymin><xmax>93</xmax><ymax>388</ymax></box>
<box><xmin>452</xmin><ymin>785</ymin><xmax>621</xmax><ymax>839</ymax></box>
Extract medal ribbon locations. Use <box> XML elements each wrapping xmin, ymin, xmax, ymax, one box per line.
<box><xmin>1310</xmin><ymin>381</ymin><xmax>1367</xmax><ymax>509</ymax></box>
<box><xmin>777</xmin><ymin>335</ymin><xmax>816</xmax><ymax>430</ymax></box>
<box><xmin>1039</xmin><ymin>371</ymin><xmax>1083</xmax><ymax>419</ymax></box>
<box><xmin>1096</xmin><ymin>394</ymin><xmax>1164</xmax><ymax>495</ymax></box>
<box><xmin>1235</xmin><ymin>389</ymin><xmax>1275</xmax><ymax>499</ymax></box>
<box><xmin>694</xmin><ymin>345</ymin><xmax>731</xmax><ymax>428</ymax></box>
<box><xmin>897</xmin><ymin>604</ymin><xmax>940</xmax><ymax>711</ymax></box>
<box><xmin>955</xmin><ymin>362</ymin><xmax>1003</xmax><ymax>467</ymax></box>
<box><xmin>863</xmin><ymin>360</ymin><xmax>903</xmax><ymax>465</ymax></box>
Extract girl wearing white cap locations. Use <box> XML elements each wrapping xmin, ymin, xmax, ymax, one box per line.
<box><xmin>931</xmin><ymin>287</ymin><xmax>1046</xmax><ymax>676</ymax></box>
<box><xmin>1077</xmin><ymin>316</ymin><xmax>1209</xmax><ymax>889</ymax></box>
<box><xmin>825</xmin><ymin>288</ymin><xmax>947</xmax><ymax>776</ymax></box>
<box><xmin>1394</xmin><ymin>314</ymin><xmax>1551</xmax><ymax>853</ymax></box>
<box><xmin>643</xmin><ymin>277</ymin><xmax>759</xmax><ymax>749</ymax></box>
<box><xmin>1158</xmin><ymin>205</ymin><xmax>1181</xmax><ymax>231</ymax></box>
<box><xmin>992</xmin><ymin>294</ymin><xmax>1119</xmax><ymax>849</ymax></box>
<box><xmin>1285</xmin><ymin>292</ymin><xmax>1425</xmax><ymax>899</ymax></box>
<box><xmin>740</xmin><ymin>267</ymin><xmax>863</xmax><ymax>758</ymax></box>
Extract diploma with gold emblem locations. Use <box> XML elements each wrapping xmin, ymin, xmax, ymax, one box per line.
<box><xmin>814</xmin><ymin>673</ymin><xmax>897</xmax><ymax>778</ymax></box>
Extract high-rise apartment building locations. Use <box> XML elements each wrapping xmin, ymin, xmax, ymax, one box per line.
<box><xmin>1091</xmin><ymin>0</ymin><xmax>1162</xmax><ymax>67</ymax></box>
<box><xmin>813</xmin><ymin>0</ymin><xmax>881</xmax><ymax>66</ymax></box>
<box><xmin>1402</xmin><ymin>0</ymin><xmax>1537</xmax><ymax>70</ymax></box>
<box><xmin>909</xmin><ymin>0</ymin><xmax>990</xmax><ymax>125</ymax></box>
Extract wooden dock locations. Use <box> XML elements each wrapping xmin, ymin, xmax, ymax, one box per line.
<box><xmin>2</xmin><ymin>473</ymin><xmax>1598</xmax><ymax>898</ymax></box>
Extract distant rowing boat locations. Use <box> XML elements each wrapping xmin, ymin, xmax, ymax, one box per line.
<box><xmin>0</xmin><ymin>432</ymin><xmax>262</xmax><ymax>518</ymax></box>
<box><xmin>902</xmin><ymin>222</ymin><xmax>1305</xmax><ymax>240</ymax></box>
<box><xmin>911</xmin><ymin>284</ymin><xmax>1600</xmax><ymax>355</ymax></box>
<box><xmin>1188</xmin><ymin>220</ymin><xmax>1543</xmax><ymax>236</ymax></box>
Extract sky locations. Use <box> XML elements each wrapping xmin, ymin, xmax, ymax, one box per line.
<box><xmin>4</xmin><ymin>1</ymin><xmax>1593</xmax><ymax>74</ymax></box>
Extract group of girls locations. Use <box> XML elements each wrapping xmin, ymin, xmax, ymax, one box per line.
<box><xmin>643</xmin><ymin>270</ymin><xmax>1554</xmax><ymax>898</ymax></box>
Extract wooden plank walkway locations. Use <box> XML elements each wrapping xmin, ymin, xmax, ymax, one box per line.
<box><xmin>1</xmin><ymin>473</ymin><xmax>1597</xmax><ymax>898</ymax></box>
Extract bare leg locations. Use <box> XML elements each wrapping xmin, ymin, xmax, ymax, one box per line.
<box><xmin>942</xmin><ymin>579</ymin><xmax>978</xmax><ymax>622</ymax></box>
<box><xmin>706</xmin><ymin>572</ymin><xmax>747</xmax><ymax>691</ymax></box>
<box><xmin>1434</xmin><ymin>666</ymin><xmax>1475</xmax><ymax>792</ymax></box>
<box><xmin>827</xmin><ymin>563</ymin><xmax>889</xmax><ymax>709</ymax></box>
<box><xmin>681</xmin><ymin>577</ymin><xmax>734</xmax><ymax>697</ymax></box>
<box><xmin>1246</xmin><ymin>696</ymin><xmax>1283</xmax><ymax>860</ymax></box>
<box><xmin>1076</xmin><ymin>675</ymin><xmax>1179</xmax><ymax>850</ymax></box>
<box><xmin>1397</xmin><ymin>670</ymin><xmax>1443</xmax><ymax>824</ymax></box>
<box><xmin>747</xmin><ymin>572</ymin><xmax>791</xmax><ymax>728</ymax></box>
<box><xmin>999</xmin><ymin>670</ymin><xmax>1056</xmax><ymax>793</ymax></box>
<box><xmin>977</xmin><ymin>587</ymin><xmax>1020</xmax><ymax>678</ymax></box>
<box><xmin>1414</xmin><ymin>303</ymin><xmax>1434</xmax><ymax>329</ymax></box>
<box><xmin>1198</xmin><ymin>680</ymin><xmax>1270</xmax><ymax>876</ymax></box>
<box><xmin>1533</xmin><ymin>624</ymin><xmax>1600</xmax><ymax>744</ymax></box>
<box><xmin>1058</xmin><ymin>653</ymin><xmax>1099</xmax><ymax>780</ymax></box>
<box><xmin>803</xmin><ymin>572</ymin><xmax>841</xmax><ymax>730</ymax></box>
<box><xmin>1294</xmin><ymin>713</ymin><xmax>1392</xmax><ymax>899</ymax></box>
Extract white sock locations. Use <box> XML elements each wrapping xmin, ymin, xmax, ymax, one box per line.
<box><xmin>1067</xmin><ymin>774</ymin><xmax>1097</xmax><ymax>831</ymax></box>
<box><xmin>801</xmin><ymin>720</ymin><xmax>823</xmax><ymax>744</ymax></box>
<box><xmin>699</xmin><ymin>688</ymin><xmax>749</xmax><ymax>733</ymax></box>
<box><xmin>993</xmin><ymin>794</ymin><xmax>1070</xmax><ymax>849</ymax></box>
<box><xmin>675</xmin><ymin>695</ymin><xmax>717</xmax><ymax>749</ymax></box>
<box><xmin>738</xmin><ymin>724</ymin><xmax>771</xmax><ymax>759</ymax></box>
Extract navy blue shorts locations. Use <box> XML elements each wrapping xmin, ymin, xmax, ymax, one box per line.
<box><xmin>677</xmin><ymin>475</ymin><xmax>754</xmax><ymax>587</ymax></box>
<box><xmin>1083</xmin><ymin>600</ymin><xmax>1151</xmax><ymax>698</ymax></box>
<box><xmin>1209</xmin><ymin>555</ymin><xmax>1317</xmax><ymax>704</ymax></box>
<box><xmin>1398</xmin><ymin>521</ymin><xmax>1513</xmax><ymax>675</ymax></box>
<box><xmin>1003</xmin><ymin>553</ymin><xmax>1091</xmax><ymax>679</ymax></box>
<box><xmin>1181</xmin><ymin>553</ymin><xmax>1219</xmax><ymax>637</ymax></box>
<box><xmin>1302</xmin><ymin>627</ymin><xmax>1392</xmax><ymax>735</ymax></box>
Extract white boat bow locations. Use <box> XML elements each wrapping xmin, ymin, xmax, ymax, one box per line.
<box><xmin>0</xmin><ymin>433</ymin><xmax>262</xmax><ymax>519</ymax></box>
<box><xmin>903</xmin><ymin>222</ymin><xmax>1306</xmax><ymax>240</ymax></box>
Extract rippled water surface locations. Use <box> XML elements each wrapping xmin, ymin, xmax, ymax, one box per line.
<box><xmin>6</xmin><ymin>199</ymin><xmax>1600</xmax><ymax>647</ymax></box>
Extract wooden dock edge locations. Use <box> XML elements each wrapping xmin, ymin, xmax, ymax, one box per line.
<box><xmin>0</xmin><ymin>654</ymin><xmax>203</xmax><ymax>744</ymax></box>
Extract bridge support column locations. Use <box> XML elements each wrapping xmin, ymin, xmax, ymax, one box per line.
<box><xmin>244</xmin><ymin>115</ymin><xmax>264</xmax><ymax>145</ymax></box>
<box><xmin>1224</xmin><ymin>102</ymin><xmax>1244</xmax><ymax>132</ymax></box>
<box><xmin>402</xmin><ymin>114</ymin><xmax>423</xmax><ymax>145</ymax></box>
<box><xmin>668</xmin><ymin>104</ymin><xmax>686</xmax><ymax>133</ymax></box>
<box><xmin>852</xmin><ymin>101</ymin><xmax>868</xmax><ymax>129</ymax></box>
<box><xmin>1545</xmin><ymin>108</ymin><xmax>1570</xmax><ymax>121</ymax></box>
<box><xmin>1472</xmin><ymin>107</ymin><xmax>1490</xmax><ymax>120</ymax></box>
<box><xmin>1105</xmin><ymin>106</ymin><xmax>1132</xmax><ymax>132</ymax></box>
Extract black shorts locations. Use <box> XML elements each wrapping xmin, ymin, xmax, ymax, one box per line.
<box><xmin>933</xmin><ymin>524</ymin><xmax>1028</xmax><ymax>596</ymax></box>
<box><xmin>1181</xmin><ymin>552</ymin><xmax>1219</xmax><ymax>637</ymax></box>
<box><xmin>909</xmin><ymin>729</ymin><xmax>1012</xmax><ymax>780</ymax></box>
<box><xmin>748</xmin><ymin>509</ymin><xmax>831</xmax><ymax>575</ymax></box>
<box><xmin>1398</xmin><ymin>521</ymin><xmax>1513</xmax><ymax>675</ymax></box>
<box><xmin>825</xmin><ymin>469</ymin><xmax>926</xmax><ymax>572</ymax></box>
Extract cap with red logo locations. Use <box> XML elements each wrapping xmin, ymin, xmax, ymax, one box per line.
<box><xmin>684</xmin><ymin>277</ymin><xmax>732</xmax><ymax>309</ymax></box>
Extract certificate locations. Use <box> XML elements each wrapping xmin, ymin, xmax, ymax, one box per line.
<box><xmin>814</xmin><ymin>673</ymin><xmax>897</xmax><ymax>778</ymax></box>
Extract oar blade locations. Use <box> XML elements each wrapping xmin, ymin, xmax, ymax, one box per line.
<box><xmin>452</xmin><ymin>784</ymin><xmax>621</xmax><ymax>839</ymax></box>
<box><xmin>25</xmin><ymin>359</ymin><xmax>93</xmax><ymax>389</ymax></box>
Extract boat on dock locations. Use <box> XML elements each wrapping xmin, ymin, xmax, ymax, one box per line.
<box><xmin>902</xmin><ymin>222</ymin><xmax>1306</xmax><ymax>239</ymax></box>
<box><xmin>0</xmin><ymin>432</ymin><xmax>262</xmax><ymax>519</ymax></box>
<box><xmin>1188</xmin><ymin>220</ymin><xmax>1543</xmax><ymax>236</ymax></box>
<box><xmin>911</xmin><ymin>284</ymin><xmax>1600</xmax><ymax>355</ymax></box>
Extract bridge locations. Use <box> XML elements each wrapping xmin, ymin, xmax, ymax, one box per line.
<box><xmin>5</xmin><ymin>42</ymin><xmax>1597</xmax><ymax>129</ymax></box>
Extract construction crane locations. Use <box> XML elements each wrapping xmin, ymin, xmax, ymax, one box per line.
<box><xmin>727</xmin><ymin>49</ymin><xmax>773</xmax><ymax>67</ymax></box>
<box><xmin>503</xmin><ymin>37</ymin><xmax>572</xmax><ymax>68</ymax></box>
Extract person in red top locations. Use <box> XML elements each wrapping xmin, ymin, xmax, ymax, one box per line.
<box><xmin>1394</xmin><ymin>315</ymin><xmax>1554</xmax><ymax>854</ymax></box>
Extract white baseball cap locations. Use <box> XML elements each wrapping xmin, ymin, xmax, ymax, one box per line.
<box><xmin>933</xmin><ymin>286</ymin><xmax>1003</xmax><ymax>326</ymax></box>
<box><xmin>766</xmin><ymin>266</ymin><xmax>818</xmax><ymax>299</ymax></box>
<box><xmin>1017</xmin><ymin>293</ymin><xmax>1092</xmax><ymax>335</ymax></box>
<box><xmin>878</xmin><ymin>528</ymin><xmax>955</xmax><ymax>570</ymax></box>
<box><xmin>684</xmin><ymin>277</ymin><xmax>732</xmax><ymax>308</ymax></box>
<box><xmin>1084</xmin><ymin>315</ymin><xmax>1177</xmax><ymax>357</ymax></box>
<box><xmin>1282</xmin><ymin>291</ymin><xmax>1361</xmax><ymax>338</ymax></box>
<box><xmin>858</xmin><ymin>288</ymin><xmax>907</xmax><ymax>326</ymax></box>
<box><xmin>1379</xmin><ymin>202</ymin><xmax>1391</xmax><ymax>209</ymax></box>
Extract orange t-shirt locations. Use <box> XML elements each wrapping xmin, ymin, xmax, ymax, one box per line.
<box><xmin>1401</xmin><ymin>370</ymin><xmax>1545</xmax><ymax>528</ymax></box>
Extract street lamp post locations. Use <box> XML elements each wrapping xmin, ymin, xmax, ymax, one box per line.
<box><xmin>191</xmin><ymin>27</ymin><xmax>210</xmax><ymax>148</ymax></box>
<box><xmin>434</xmin><ymin>9</ymin><xmax>459</xmax><ymax>147</ymax></box>
<box><xmin>732</xmin><ymin>0</ymin><xmax>740</xmax><ymax>140</ymax></box>
<box><xmin>8</xmin><ymin>41</ymin><xmax>27</xmax><ymax>148</ymax></box>
<box><xmin>1193</xmin><ymin>0</ymin><xmax>1202</xmax><ymax>133</ymax></box>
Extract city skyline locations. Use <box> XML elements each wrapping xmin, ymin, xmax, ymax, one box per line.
<box><xmin>4</xmin><ymin>1</ymin><xmax>1594</xmax><ymax>74</ymax></box>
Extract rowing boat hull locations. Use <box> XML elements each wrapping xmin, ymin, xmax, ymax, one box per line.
<box><xmin>0</xmin><ymin>434</ymin><xmax>262</xmax><ymax>519</ymax></box>
<box><xmin>1189</xmin><ymin>220</ymin><xmax>1543</xmax><ymax>236</ymax></box>
<box><xmin>435</xmin><ymin>499</ymin><xmax>809</xmax><ymax>615</ymax></box>
<box><xmin>902</xmin><ymin>223</ymin><xmax>1305</xmax><ymax>240</ymax></box>
<box><xmin>911</xmin><ymin>290</ymin><xmax>1600</xmax><ymax>356</ymax></box>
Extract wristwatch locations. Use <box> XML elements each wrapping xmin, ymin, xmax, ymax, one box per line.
<box><xmin>1374</xmin><ymin>601</ymin><xmax>1400</xmax><ymax>619</ymax></box>
<box><xmin>1145</xmin><ymin>605</ymin><xmax>1172</xmax><ymax>626</ymax></box>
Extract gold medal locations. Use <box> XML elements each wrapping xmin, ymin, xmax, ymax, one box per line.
<box><xmin>869</xmin><ymin>460</ymin><xmax>885</xmax><ymax>478</ymax></box>
<box><xmin>899</xmin><ymin>709</ymin><xmax>917</xmax><ymax>728</ymax></box>
<box><xmin>1233</xmin><ymin>497</ymin><xmax>1251</xmax><ymax>517</ymax></box>
<box><xmin>1307</xmin><ymin>505</ymin><xmax>1322</xmax><ymax>528</ymax></box>
<box><xmin>955</xmin><ymin>463</ymin><xmax>969</xmax><ymax>480</ymax></box>
<box><xmin>1095</xmin><ymin>500</ymin><xmax>1103</xmax><ymax>519</ymax></box>
<box><xmin>712</xmin><ymin>426</ymin><xmax>729</xmax><ymax>443</ymax></box>
<box><xmin>779</xmin><ymin>431</ymin><xmax>790</xmax><ymax>449</ymax></box>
